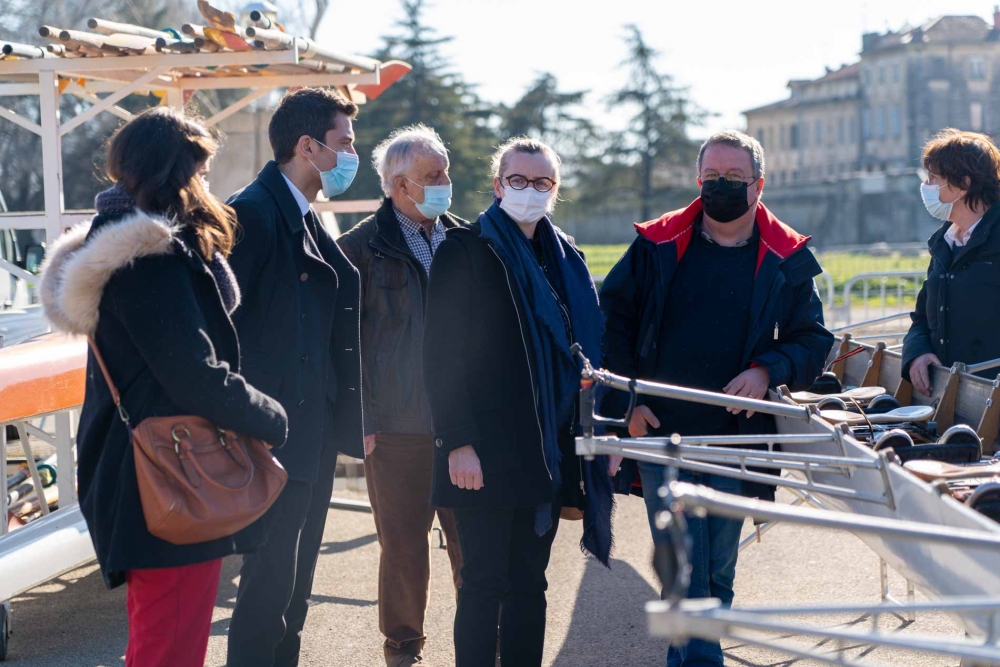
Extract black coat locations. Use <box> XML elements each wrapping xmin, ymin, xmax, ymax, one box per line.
<box><xmin>424</xmin><ymin>222</ymin><xmax>585</xmax><ymax>509</ymax></box>
<box><xmin>39</xmin><ymin>212</ymin><xmax>288</xmax><ymax>589</ymax></box>
<box><xmin>600</xmin><ymin>199</ymin><xmax>834</xmax><ymax>502</ymax></box>
<box><xmin>227</xmin><ymin>161</ymin><xmax>364</xmax><ymax>481</ymax></box>
<box><xmin>337</xmin><ymin>198</ymin><xmax>466</xmax><ymax>436</ymax></box>
<box><xmin>903</xmin><ymin>204</ymin><xmax>1000</xmax><ymax>381</ymax></box>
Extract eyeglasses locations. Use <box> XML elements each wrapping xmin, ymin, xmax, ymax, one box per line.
<box><xmin>503</xmin><ymin>174</ymin><xmax>557</xmax><ymax>193</ymax></box>
<box><xmin>700</xmin><ymin>172</ymin><xmax>758</xmax><ymax>190</ymax></box>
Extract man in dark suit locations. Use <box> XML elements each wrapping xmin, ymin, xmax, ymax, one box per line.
<box><xmin>225</xmin><ymin>87</ymin><xmax>364</xmax><ymax>667</ymax></box>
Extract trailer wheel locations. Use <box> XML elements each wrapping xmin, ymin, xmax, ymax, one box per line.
<box><xmin>867</xmin><ymin>394</ymin><xmax>902</xmax><ymax>415</ymax></box>
<box><xmin>874</xmin><ymin>428</ymin><xmax>913</xmax><ymax>452</ymax></box>
<box><xmin>0</xmin><ymin>601</ymin><xmax>10</xmax><ymax>661</ymax></box>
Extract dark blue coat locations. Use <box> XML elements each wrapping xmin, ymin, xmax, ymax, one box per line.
<box><xmin>40</xmin><ymin>211</ymin><xmax>288</xmax><ymax>588</ymax></box>
<box><xmin>599</xmin><ymin>199</ymin><xmax>834</xmax><ymax>502</ymax></box>
<box><xmin>903</xmin><ymin>203</ymin><xmax>1000</xmax><ymax>381</ymax></box>
<box><xmin>227</xmin><ymin>162</ymin><xmax>365</xmax><ymax>482</ymax></box>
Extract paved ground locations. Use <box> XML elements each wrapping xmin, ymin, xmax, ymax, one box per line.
<box><xmin>3</xmin><ymin>489</ymin><xmax>965</xmax><ymax>667</ymax></box>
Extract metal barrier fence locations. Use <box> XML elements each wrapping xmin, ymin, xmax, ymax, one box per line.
<box><xmin>839</xmin><ymin>270</ymin><xmax>926</xmax><ymax>327</ymax></box>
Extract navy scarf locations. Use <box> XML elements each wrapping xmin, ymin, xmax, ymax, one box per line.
<box><xmin>479</xmin><ymin>201</ymin><xmax>614</xmax><ymax>566</ymax></box>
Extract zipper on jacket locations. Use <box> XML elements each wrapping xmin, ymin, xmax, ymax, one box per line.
<box><xmin>774</xmin><ymin>322</ymin><xmax>779</xmax><ymax>340</ymax></box>
<box><xmin>487</xmin><ymin>244</ymin><xmax>552</xmax><ymax>481</ymax></box>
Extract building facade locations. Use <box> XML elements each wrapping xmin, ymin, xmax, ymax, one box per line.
<box><xmin>748</xmin><ymin>12</ymin><xmax>1000</xmax><ymax>184</ymax></box>
<box><xmin>743</xmin><ymin>9</ymin><xmax>1000</xmax><ymax>246</ymax></box>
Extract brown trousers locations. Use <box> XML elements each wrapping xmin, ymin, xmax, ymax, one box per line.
<box><xmin>365</xmin><ymin>432</ymin><xmax>463</xmax><ymax>657</ymax></box>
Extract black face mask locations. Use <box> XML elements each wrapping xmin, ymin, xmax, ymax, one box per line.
<box><xmin>701</xmin><ymin>177</ymin><xmax>754</xmax><ymax>223</ymax></box>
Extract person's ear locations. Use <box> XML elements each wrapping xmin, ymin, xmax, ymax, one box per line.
<box><xmin>696</xmin><ymin>177</ymin><xmax>703</xmax><ymax>188</ymax></box>
<box><xmin>493</xmin><ymin>177</ymin><xmax>504</xmax><ymax>200</ymax></box>
<box><xmin>296</xmin><ymin>135</ymin><xmax>315</xmax><ymax>160</ymax></box>
<box><xmin>395</xmin><ymin>176</ymin><xmax>409</xmax><ymax>197</ymax></box>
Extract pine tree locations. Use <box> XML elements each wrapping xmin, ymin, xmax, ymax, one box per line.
<box><xmin>604</xmin><ymin>24</ymin><xmax>706</xmax><ymax>222</ymax></box>
<box><xmin>349</xmin><ymin>0</ymin><xmax>498</xmax><ymax>220</ymax></box>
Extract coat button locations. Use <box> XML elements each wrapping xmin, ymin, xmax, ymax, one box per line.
<box><xmin>376</xmin><ymin>355</ymin><xmax>382</xmax><ymax>362</ymax></box>
<box><xmin>939</xmin><ymin>274</ymin><xmax>945</xmax><ymax>279</ymax></box>
<box><xmin>949</xmin><ymin>274</ymin><xmax>955</xmax><ymax>280</ymax></box>
<box><xmin>940</xmin><ymin>306</ymin><xmax>944</xmax><ymax>311</ymax></box>
<box><xmin>301</xmin><ymin>354</ymin><xmax>309</xmax><ymax>362</ymax></box>
<box><xmin>435</xmin><ymin>438</ymin><xmax>443</xmax><ymax>448</ymax></box>
<box><xmin>940</xmin><ymin>339</ymin><xmax>945</xmax><ymax>344</ymax></box>
<box><xmin>300</xmin><ymin>272</ymin><xmax>309</xmax><ymax>282</ymax></box>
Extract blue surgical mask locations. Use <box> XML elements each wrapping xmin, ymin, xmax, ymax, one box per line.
<box><xmin>310</xmin><ymin>140</ymin><xmax>358</xmax><ymax>197</ymax></box>
<box><xmin>920</xmin><ymin>182</ymin><xmax>956</xmax><ymax>222</ymax></box>
<box><xmin>405</xmin><ymin>177</ymin><xmax>452</xmax><ymax>219</ymax></box>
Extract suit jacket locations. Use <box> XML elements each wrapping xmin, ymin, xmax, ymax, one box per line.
<box><xmin>228</xmin><ymin>161</ymin><xmax>364</xmax><ymax>482</ymax></box>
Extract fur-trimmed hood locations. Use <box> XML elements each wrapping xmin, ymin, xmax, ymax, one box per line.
<box><xmin>39</xmin><ymin>212</ymin><xmax>239</xmax><ymax>336</ymax></box>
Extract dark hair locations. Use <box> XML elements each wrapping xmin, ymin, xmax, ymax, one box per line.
<box><xmin>269</xmin><ymin>87</ymin><xmax>359</xmax><ymax>164</ymax></box>
<box><xmin>106</xmin><ymin>107</ymin><xmax>237</xmax><ymax>258</ymax></box>
<box><xmin>923</xmin><ymin>128</ymin><xmax>1000</xmax><ymax>212</ymax></box>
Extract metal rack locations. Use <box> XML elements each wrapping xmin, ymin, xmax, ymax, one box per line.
<box><xmin>573</xmin><ymin>348</ymin><xmax>1000</xmax><ymax>664</ymax></box>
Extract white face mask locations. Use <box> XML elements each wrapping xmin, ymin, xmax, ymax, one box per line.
<box><xmin>499</xmin><ymin>185</ymin><xmax>554</xmax><ymax>224</ymax></box>
<box><xmin>920</xmin><ymin>182</ymin><xmax>957</xmax><ymax>221</ymax></box>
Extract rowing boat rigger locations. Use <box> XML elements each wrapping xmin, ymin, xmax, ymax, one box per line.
<box><xmin>571</xmin><ymin>340</ymin><xmax>1000</xmax><ymax>666</ymax></box>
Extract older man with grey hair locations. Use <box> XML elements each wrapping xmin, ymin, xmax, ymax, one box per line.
<box><xmin>600</xmin><ymin>130</ymin><xmax>833</xmax><ymax>667</ymax></box>
<box><xmin>337</xmin><ymin>123</ymin><xmax>466</xmax><ymax>667</ymax></box>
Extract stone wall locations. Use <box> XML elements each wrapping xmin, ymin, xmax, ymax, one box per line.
<box><xmin>757</xmin><ymin>171</ymin><xmax>939</xmax><ymax>248</ymax></box>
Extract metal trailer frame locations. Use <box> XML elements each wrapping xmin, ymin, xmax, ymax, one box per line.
<box><xmin>572</xmin><ymin>349</ymin><xmax>1000</xmax><ymax>666</ymax></box>
<box><xmin>0</xmin><ymin>41</ymin><xmax>388</xmax><ymax>285</ymax></box>
<box><xmin>0</xmin><ymin>36</ymin><xmax>401</xmax><ymax>659</ymax></box>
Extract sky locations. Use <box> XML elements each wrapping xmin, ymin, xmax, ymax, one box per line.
<box><xmin>316</xmin><ymin>0</ymin><xmax>996</xmax><ymax>138</ymax></box>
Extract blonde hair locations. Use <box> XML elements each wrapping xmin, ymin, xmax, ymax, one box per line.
<box><xmin>490</xmin><ymin>136</ymin><xmax>562</xmax><ymax>182</ymax></box>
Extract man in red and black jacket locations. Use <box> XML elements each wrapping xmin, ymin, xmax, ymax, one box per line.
<box><xmin>599</xmin><ymin>131</ymin><xmax>833</xmax><ymax>667</ymax></box>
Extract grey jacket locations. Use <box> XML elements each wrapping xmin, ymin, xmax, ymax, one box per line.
<box><xmin>337</xmin><ymin>198</ymin><xmax>467</xmax><ymax>435</ymax></box>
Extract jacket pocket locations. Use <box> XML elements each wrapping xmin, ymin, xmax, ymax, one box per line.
<box><xmin>964</xmin><ymin>261</ymin><xmax>1000</xmax><ymax>286</ymax></box>
<box><xmin>373</xmin><ymin>259</ymin><xmax>407</xmax><ymax>289</ymax></box>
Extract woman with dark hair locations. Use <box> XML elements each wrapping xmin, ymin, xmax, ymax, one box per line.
<box><xmin>904</xmin><ymin>129</ymin><xmax>1000</xmax><ymax>395</ymax></box>
<box><xmin>39</xmin><ymin>107</ymin><xmax>288</xmax><ymax>667</ymax></box>
<box><xmin>422</xmin><ymin>137</ymin><xmax>614</xmax><ymax>667</ymax></box>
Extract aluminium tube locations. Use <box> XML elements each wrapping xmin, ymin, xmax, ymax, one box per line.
<box><xmin>242</xmin><ymin>26</ymin><xmax>378</xmax><ymax>72</ymax></box>
<box><xmin>585</xmin><ymin>367</ymin><xmax>812</xmax><ymax>421</ymax></box>
<box><xmin>672</xmin><ymin>481</ymin><xmax>1000</xmax><ymax>549</ymax></box>
<box><xmin>86</xmin><ymin>18</ymin><xmax>170</xmax><ymax>41</ymax></box>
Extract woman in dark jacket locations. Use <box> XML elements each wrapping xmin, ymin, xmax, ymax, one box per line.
<box><xmin>423</xmin><ymin>137</ymin><xmax>614</xmax><ymax>667</ymax></box>
<box><xmin>39</xmin><ymin>107</ymin><xmax>287</xmax><ymax>667</ymax></box>
<box><xmin>904</xmin><ymin>129</ymin><xmax>1000</xmax><ymax>396</ymax></box>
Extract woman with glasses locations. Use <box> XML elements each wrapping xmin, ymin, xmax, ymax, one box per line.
<box><xmin>904</xmin><ymin>129</ymin><xmax>1000</xmax><ymax>396</ymax></box>
<box><xmin>422</xmin><ymin>137</ymin><xmax>614</xmax><ymax>667</ymax></box>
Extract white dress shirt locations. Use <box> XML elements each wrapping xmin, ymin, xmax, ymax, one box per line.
<box><xmin>944</xmin><ymin>218</ymin><xmax>982</xmax><ymax>248</ymax></box>
<box><xmin>280</xmin><ymin>172</ymin><xmax>311</xmax><ymax>217</ymax></box>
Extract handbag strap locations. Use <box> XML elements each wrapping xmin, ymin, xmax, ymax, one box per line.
<box><xmin>87</xmin><ymin>335</ymin><xmax>131</xmax><ymax>426</ymax></box>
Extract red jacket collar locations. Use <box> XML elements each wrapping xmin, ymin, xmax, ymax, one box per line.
<box><xmin>634</xmin><ymin>198</ymin><xmax>811</xmax><ymax>267</ymax></box>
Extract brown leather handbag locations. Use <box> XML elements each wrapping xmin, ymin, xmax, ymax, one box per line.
<box><xmin>89</xmin><ymin>338</ymin><xmax>288</xmax><ymax>546</ymax></box>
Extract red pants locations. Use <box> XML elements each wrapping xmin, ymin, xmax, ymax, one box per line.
<box><xmin>125</xmin><ymin>558</ymin><xmax>223</xmax><ymax>667</ymax></box>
